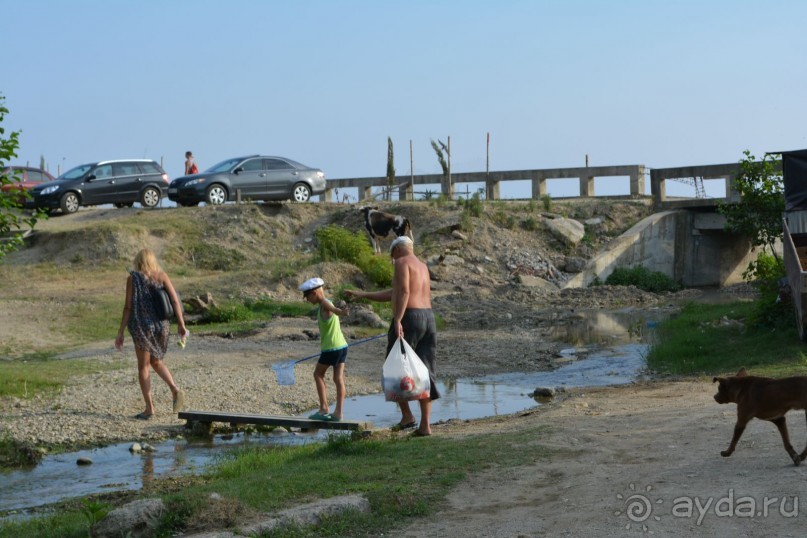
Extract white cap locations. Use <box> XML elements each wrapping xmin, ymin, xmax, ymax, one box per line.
<box><xmin>389</xmin><ymin>235</ymin><xmax>414</xmax><ymax>253</ymax></box>
<box><xmin>299</xmin><ymin>277</ymin><xmax>324</xmax><ymax>294</ymax></box>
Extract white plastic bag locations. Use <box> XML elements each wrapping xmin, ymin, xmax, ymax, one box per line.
<box><xmin>382</xmin><ymin>337</ymin><xmax>431</xmax><ymax>402</ymax></box>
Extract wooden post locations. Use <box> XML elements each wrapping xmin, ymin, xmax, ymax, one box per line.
<box><xmin>486</xmin><ymin>132</ymin><xmax>490</xmax><ymax>186</ymax></box>
<box><xmin>447</xmin><ymin>135</ymin><xmax>452</xmax><ymax>198</ymax></box>
<box><xmin>409</xmin><ymin>139</ymin><xmax>414</xmax><ymax>199</ymax></box>
<box><xmin>485</xmin><ymin>132</ymin><xmax>499</xmax><ymax>200</ymax></box>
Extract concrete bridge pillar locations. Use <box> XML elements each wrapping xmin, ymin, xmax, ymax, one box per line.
<box><xmin>579</xmin><ymin>175</ymin><xmax>595</xmax><ymax>197</ymax></box>
<box><xmin>441</xmin><ymin>176</ymin><xmax>454</xmax><ymax>199</ymax></box>
<box><xmin>399</xmin><ymin>182</ymin><xmax>414</xmax><ymax>201</ymax></box>
<box><xmin>531</xmin><ymin>176</ymin><xmax>547</xmax><ymax>199</ymax></box>
<box><xmin>361</xmin><ymin>185</ymin><xmax>373</xmax><ymax>201</ymax></box>
<box><xmin>486</xmin><ymin>176</ymin><xmax>500</xmax><ymax>200</ymax></box>
<box><xmin>630</xmin><ymin>166</ymin><xmax>646</xmax><ymax>196</ymax></box>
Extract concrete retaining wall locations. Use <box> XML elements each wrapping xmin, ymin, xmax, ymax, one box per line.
<box><xmin>563</xmin><ymin>210</ymin><xmax>757</xmax><ymax>289</ymax></box>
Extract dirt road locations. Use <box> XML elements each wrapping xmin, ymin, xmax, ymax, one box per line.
<box><xmin>390</xmin><ymin>380</ymin><xmax>806</xmax><ymax>537</ymax></box>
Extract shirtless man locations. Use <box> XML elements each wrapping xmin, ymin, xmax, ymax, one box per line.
<box><xmin>345</xmin><ymin>235</ymin><xmax>438</xmax><ymax>436</ymax></box>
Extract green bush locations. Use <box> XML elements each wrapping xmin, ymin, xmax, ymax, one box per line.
<box><xmin>491</xmin><ymin>210</ymin><xmax>516</xmax><ymax>230</ymax></box>
<box><xmin>316</xmin><ymin>225</ymin><xmax>368</xmax><ymax>262</ymax></box>
<box><xmin>522</xmin><ymin>217</ymin><xmax>538</xmax><ymax>231</ymax></box>
<box><xmin>605</xmin><ymin>266</ymin><xmax>681</xmax><ymax>293</ymax></box>
<box><xmin>743</xmin><ymin>251</ymin><xmax>785</xmax><ymax>296</ymax></box>
<box><xmin>460</xmin><ymin>192</ymin><xmax>483</xmax><ymax>217</ymax></box>
<box><xmin>315</xmin><ymin>225</ymin><xmax>393</xmax><ymax>287</ymax></box>
<box><xmin>203</xmin><ymin>303</ymin><xmax>253</xmax><ymax>323</ymax></box>
<box><xmin>361</xmin><ymin>253</ymin><xmax>394</xmax><ymax>287</ymax></box>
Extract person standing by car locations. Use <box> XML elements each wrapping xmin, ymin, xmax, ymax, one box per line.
<box><xmin>184</xmin><ymin>151</ymin><xmax>199</xmax><ymax>175</ymax></box>
<box><xmin>115</xmin><ymin>248</ymin><xmax>187</xmax><ymax>419</ymax></box>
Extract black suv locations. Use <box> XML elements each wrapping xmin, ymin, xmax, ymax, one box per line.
<box><xmin>25</xmin><ymin>160</ymin><xmax>170</xmax><ymax>214</ymax></box>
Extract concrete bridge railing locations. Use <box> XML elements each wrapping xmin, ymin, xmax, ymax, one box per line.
<box><xmin>324</xmin><ymin>165</ymin><xmax>647</xmax><ymax>202</ymax></box>
<box><xmin>324</xmin><ymin>160</ymin><xmax>746</xmax><ymax>207</ymax></box>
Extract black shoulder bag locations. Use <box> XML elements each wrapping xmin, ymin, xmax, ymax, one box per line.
<box><xmin>154</xmin><ymin>287</ymin><xmax>174</xmax><ymax>320</ymax></box>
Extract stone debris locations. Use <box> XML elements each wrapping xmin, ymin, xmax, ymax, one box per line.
<box><xmin>92</xmin><ymin>498</ymin><xmax>165</xmax><ymax>538</ymax></box>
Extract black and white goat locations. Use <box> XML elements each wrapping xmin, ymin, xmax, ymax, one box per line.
<box><xmin>360</xmin><ymin>206</ymin><xmax>413</xmax><ymax>254</ymax></box>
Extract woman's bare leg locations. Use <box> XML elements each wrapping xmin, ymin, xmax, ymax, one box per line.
<box><xmin>136</xmin><ymin>348</ymin><xmax>155</xmax><ymax>415</ymax></box>
<box><xmin>150</xmin><ymin>357</ymin><xmax>179</xmax><ymax>400</ymax></box>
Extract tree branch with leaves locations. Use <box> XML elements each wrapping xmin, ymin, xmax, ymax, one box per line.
<box><xmin>718</xmin><ymin>150</ymin><xmax>784</xmax><ymax>285</ymax></box>
<box><xmin>0</xmin><ymin>95</ymin><xmax>45</xmax><ymax>261</ymax></box>
<box><xmin>430</xmin><ymin>138</ymin><xmax>449</xmax><ymax>179</ymax></box>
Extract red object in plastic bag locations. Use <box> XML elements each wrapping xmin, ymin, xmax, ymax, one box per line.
<box><xmin>382</xmin><ymin>337</ymin><xmax>431</xmax><ymax>402</ymax></box>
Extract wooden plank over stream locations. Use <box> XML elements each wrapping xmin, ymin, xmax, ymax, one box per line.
<box><xmin>178</xmin><ymin>410</ymin><xmax>372</xmax><ymax>431</ymax></box>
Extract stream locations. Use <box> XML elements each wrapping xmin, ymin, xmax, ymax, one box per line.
<box><xmin>0</xmin><ymin>307</ymin><xmax>665</xmax><ymax>518</ymax></box>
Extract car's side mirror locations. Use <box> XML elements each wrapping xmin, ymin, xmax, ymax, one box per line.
<box><xmin>86</xmin><ymin>174</ymin><xmax>96</xmax><ymax>181</ymax></box>
<box><xmin>233</xmin><ymin>167</ymin><xmax>243</xmax><ymax>174</ymax></box>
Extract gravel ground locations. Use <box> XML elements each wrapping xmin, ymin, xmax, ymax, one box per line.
<box><xmin>0</xmin><ymin>284</ymin><xmax>756</xmax><ymax>449</ymax></box>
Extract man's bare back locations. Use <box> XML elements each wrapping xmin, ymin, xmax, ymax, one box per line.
<box><xmin>394</xmin><ymin>253</ymin><xmax>431</xmax><ymax>309</ymax></box>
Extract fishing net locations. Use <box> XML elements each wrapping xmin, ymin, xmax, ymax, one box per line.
<box><xmin>272</xmin><ymin>360</ymin><xmax>297</xmax><ymax>386</ymax></box>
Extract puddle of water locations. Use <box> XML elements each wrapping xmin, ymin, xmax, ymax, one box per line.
<box><xmin>0</xmin><ymin>343</ymin><xmax>649</xmax><ymax>517</ymax></box>
<box><xmin>549</xmin><ymin>308</ymin><xmax>666</xmax><ymax>346</ymax></box>
<box><xmin>0</xmin><ymin>429</ymin><xmax>318</xmax><ymax>517</ymax></box>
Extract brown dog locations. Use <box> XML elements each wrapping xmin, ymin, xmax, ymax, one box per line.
<box><xmin>713</xmin><ymin>368</ymin><xmax>807</xmax><ymax>466</ymax></box>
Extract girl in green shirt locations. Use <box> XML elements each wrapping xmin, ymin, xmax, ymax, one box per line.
<box><xmin>299</xmin><ymin>277</ymin><xmax>350</xmax><ymax>421</ymax></box>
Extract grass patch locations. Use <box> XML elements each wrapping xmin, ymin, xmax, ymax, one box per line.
<box><xmin>0</xmin><ymin>427</ymin><xmax>552</xmax><ymax>537</ymax></box>
<box><xmin>647</xmin><ymin>301</ymin><xmax>806</xmax><ymax>376</ymax></box>
<box><xmin>0</xmin><ymin>436</ymin><xmax>44</xmax><ymax>467</ymax></box>
<box><xmin>0</xmin><ymin>510</ymin><xmax>89</xmax><ymax>538</ymax></box>
<box><xmin>159</xmin><ymin>427</ymin><xmax>551</xmax><ymax>536</ymax></box>
<box><xmin>187</xmin><ymin>242</ymin><xmax>246</xmax><ymax>271</ymax></box>
<box><xmin>604</xmin><ymin>266</ymin><xmax>681</xmax><ymax>293</ymax></box>
<box><xmin>62</xmin><ymin>297</ymin><xmax>121</xmax><ymax>344</ymax></box>
<box><xmin>201</xmin><ymin>298</ymin><xmax>313</xmax><ymax>325</ymax></box>
<box><xmin>0</xmin><ymin>355</ymin><xmax>124</xmax><ymax>399</ymax></box>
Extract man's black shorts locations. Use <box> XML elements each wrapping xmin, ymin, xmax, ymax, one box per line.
<box><xmin>387</xmin><ymin>308</ymin><xmax>439</xmax><ymax>400</ymax></box>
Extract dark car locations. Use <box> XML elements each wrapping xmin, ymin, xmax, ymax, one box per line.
<box><xmin>25</xmin><ymin>159</ymin><xmax>170</xmax><ymax>214</ymax></box>
<box><xmin>1</xmin><ymin>166</ymin><xmax>57</xmax><ymax>204</ymax></box>
<box><xmin>168</xmin><ymin>155</ymin><xmax>325</xmax><ymax>206</ymax></box>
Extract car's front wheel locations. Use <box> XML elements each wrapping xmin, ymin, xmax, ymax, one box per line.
<box><xmin>292</xmin><ymin>183</ymin><xmax>311</xmax><ymax>202</ymax></box>
<box><xmin>141</xmin><ymin>187</ymin><xmax>161</xmax><ymax>208</ymax></box>
<box><xmin>60</xmin><ymin>192</ymin><xmax>80</xmax><ymax>214</ymax></box>
<box><xmin>206</xmin><ymin>184</ymin><xmax>227</xmax><ymax>205</ymax></box>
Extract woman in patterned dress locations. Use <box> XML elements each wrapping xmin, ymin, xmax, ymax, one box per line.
<box><xmin>115</xmin><ymin>248</ymin><xmax>187</xmax><ymax>419</ymax></box>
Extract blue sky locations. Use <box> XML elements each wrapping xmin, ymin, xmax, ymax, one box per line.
<box><xmin>3</xmin><ymin>0</ymin><xmax>806</xmax><ymax>199</ymax></box>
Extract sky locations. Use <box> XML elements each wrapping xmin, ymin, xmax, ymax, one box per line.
<box><xmin>3</xmin><ymin>0</ymin><xmax>806</xmax><ymax>200</ymax></box>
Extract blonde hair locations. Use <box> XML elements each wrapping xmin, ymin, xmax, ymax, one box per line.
<box><xmin>133</xmin><ymin>248</ymin><xmax>162</xmax><ymax>275</ymax></box>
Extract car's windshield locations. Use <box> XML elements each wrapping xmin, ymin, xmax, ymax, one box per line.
<box><xmin>205</xmin><ymin>158</ymin><xmax>243</xmax><ymax>174</ymax></box>
<box><xmin>59</xmin><ymin>164</ymin><xmax>93</xmax><ymax>180</ymax></box>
